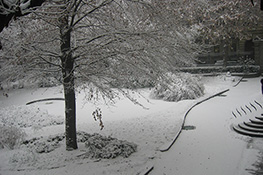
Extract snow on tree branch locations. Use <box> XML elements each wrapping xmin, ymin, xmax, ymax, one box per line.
<box><xmin>0</xmin><ymin>0</ymin><xmax>46</xmax><ymax>33</ymax></box>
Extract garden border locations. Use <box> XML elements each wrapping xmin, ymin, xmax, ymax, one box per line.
<box><xmin>26</xmin><ymin>98</ymin><xmax>65</xmax><ymax>105</ymax></box>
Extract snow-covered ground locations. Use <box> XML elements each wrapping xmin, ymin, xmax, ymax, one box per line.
<box><xmin>0</xmin><ymin>75</ymin><xmax>249</xmax><ymax>175</ymax></box>
<box><xmin>151</xmin><ymin>77</ymin><xmax>263</xmax><ymax>175</ymax></box>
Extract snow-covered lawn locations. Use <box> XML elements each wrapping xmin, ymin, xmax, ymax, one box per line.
<box><xmin>0</xmin><ymin>75</ymin><xmax>239</xmax><ymax>175</ymax></box>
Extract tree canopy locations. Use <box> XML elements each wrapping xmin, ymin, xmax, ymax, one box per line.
<box><xmin>0</xmin><ymin>0</ymin><xmax>200</xmax><ymax>150</ymax></box>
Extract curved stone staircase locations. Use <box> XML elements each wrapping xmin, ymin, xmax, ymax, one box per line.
<box><xmin>232</xmin><ymin>99</ymin><xmax>263</xmax><ymax>137</ymax></box>
<box><xmin>233</xmin><ymin>116</ymin><xmax>263</xmax><ymax>137</ymax></box>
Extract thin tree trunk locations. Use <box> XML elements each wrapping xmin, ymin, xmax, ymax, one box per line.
<box><xmin>59</xmin><ymin>13</ymin><xmax>78</xmax><ymax>150</ymax></box>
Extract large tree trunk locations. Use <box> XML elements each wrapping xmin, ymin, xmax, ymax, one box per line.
<box><xmin>60</xmin><ymin>14</ymin><xmax>78</xmax><ymax>150</ymax></box>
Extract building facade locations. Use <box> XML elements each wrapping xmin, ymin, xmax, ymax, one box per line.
<box><xmin>197</xmin><ymin>28</ymin><xmax>263</xmax><ymax>73</ymax></box>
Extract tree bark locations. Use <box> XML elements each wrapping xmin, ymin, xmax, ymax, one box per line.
<box><xmin>59</xmin><ymin>14</ymin><xmax>78</xmax><ymax>150</ymax></box>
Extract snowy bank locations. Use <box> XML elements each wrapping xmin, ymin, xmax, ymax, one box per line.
<box><xmin>0</xmin><ymin>75</ymin><xmax>239</xmax><ymax>175</ymax></box>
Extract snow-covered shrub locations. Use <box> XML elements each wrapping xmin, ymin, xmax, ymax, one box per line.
<box><xmin>77</xmin><ymin>131</ymin><xmax>92</xmax><ymax>142</ymax></box>
<box><xmin>21</xmin><ymin>132</ymin><xmax>137</xmax><ymax>158</ymax></box>
<box><xmin>9</xmin><ymin>150</ymin><xmax>37</xmax><ymax>165</ymax></box>
<box><xmin>0</xmin><ymin>124</ymin><xmax>26</xmax><ymax>149</ymax></box>
<box><xmin>84</xmin><ymin>133</ymin><xmax>137</xmax><ymax>159</ymax></box>
<box><xmin>150</xmin><ymin>72</ymin><xmax>204</xmax><ymax>102</ymax></box>
<box><xmin>22</xmin><ymin>134</ymin><xmax>65</xmax><ymax>153</ymax></box>
<box><xmin>0</xmin><ymin>105</ymin><xmax>64</xmax><ymax>128</ymax></box>
<box><xmin>238</xmin><ymin>56</ymin><xmax>256</xmax><ymax>73</ymax></box>
<box><xmin>34</xmin><ymin>141</ymin><xmax>60</xmax><ymax>153</ymax></box>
